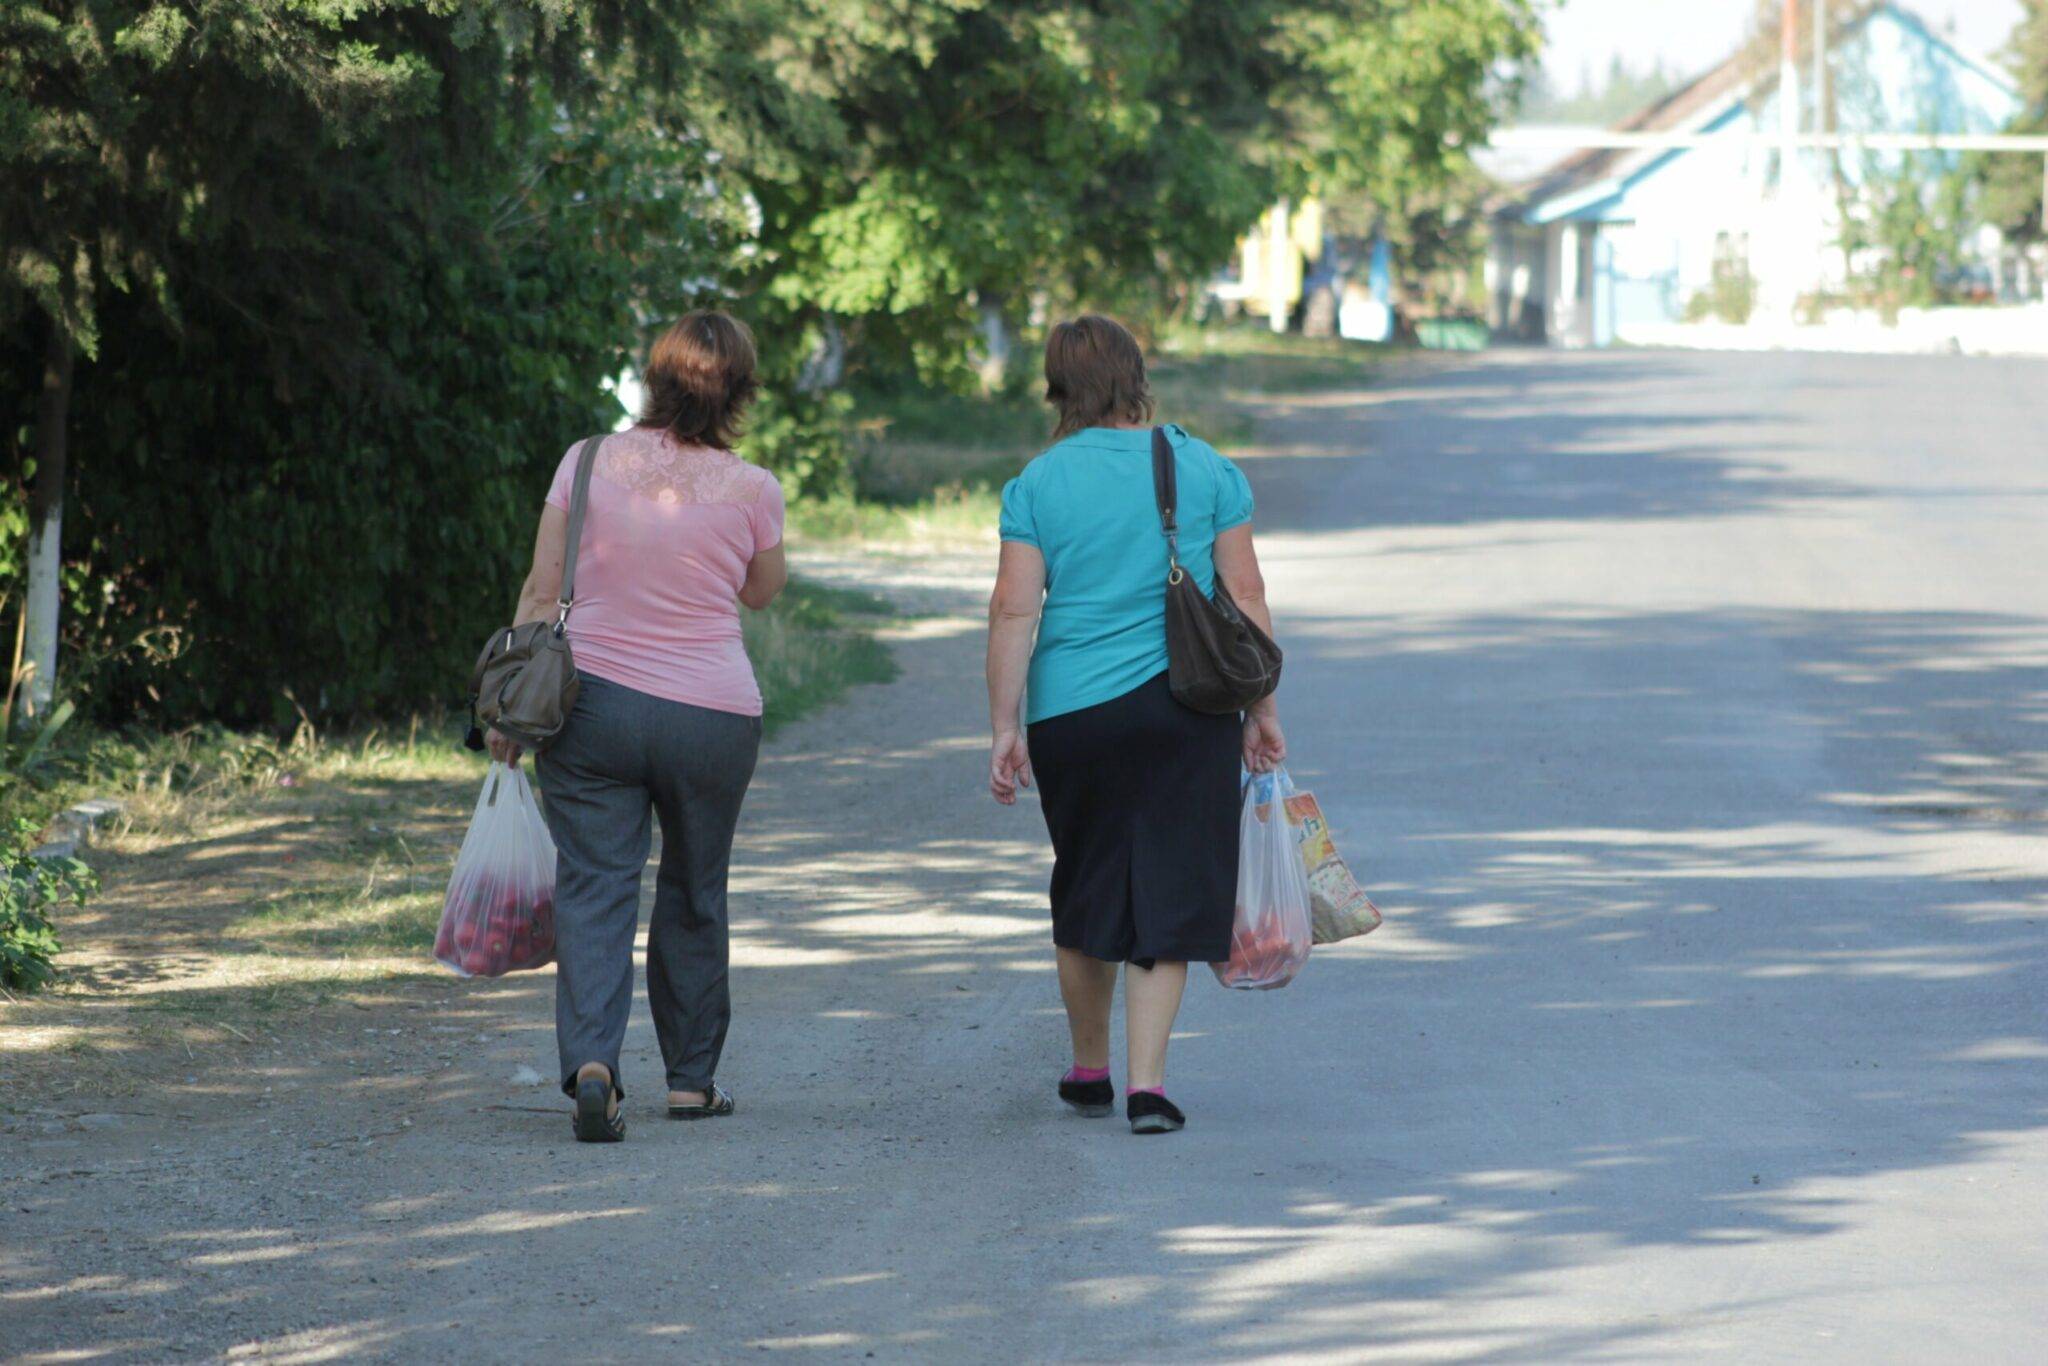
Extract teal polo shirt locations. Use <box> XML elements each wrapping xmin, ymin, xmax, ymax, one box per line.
<box><xmin>1000</xmin><ymin>424</ymin><xmax>1254</xmax><ymax>724</ymax></box>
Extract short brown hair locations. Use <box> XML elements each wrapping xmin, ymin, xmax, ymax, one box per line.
<box><xmin>1044</xmin><ymin>314</ymin><xmax>1154</xmax><ymax>440</ymax></box>
<box><xmin>639</xmin><ymin>310</ymin><xmax>759</xmax><ymax>450</ymax></box>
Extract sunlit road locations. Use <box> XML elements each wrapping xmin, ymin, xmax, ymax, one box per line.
<box><xmin>1232</xmin><ymin>347</ymin><xmax>2048</xmax><ymax>1360</ymax></box>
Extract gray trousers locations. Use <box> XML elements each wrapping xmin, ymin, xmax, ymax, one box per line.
<box><xmin>537</xmin><ymin>673</ymin><xmax>761</xmax><ymax>1098</ymax></box>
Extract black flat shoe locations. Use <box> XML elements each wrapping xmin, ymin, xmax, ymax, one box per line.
<box><xmin>573</xmin><ymin>1071</ymin><xmax>626</xmax><ymax>1143</ymax></box>
<box><xmin>1126</xmin><ymin>1092</ymin><xmax>1185</xmax><ymax>1135</ymax></box>
<box><xmin>667</xmin><ymin>1082</ymin><xmax>735</xmax><ymax>1121</ymax></box>
<box><xmin>1059</xmin><ymin>1075</ymin><xmax>1115</xmax><ymax>1117</ymax></box>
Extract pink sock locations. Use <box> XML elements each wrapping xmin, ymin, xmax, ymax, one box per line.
<box><xmin>1064</xmin><ymin>1065</ymin><xmax>1109</xmax><ymax>1083</ymax></box>
<box><xmin>1126</xmin><ymin>1085</ymin><xmax>1164</xmax><ymax>1098</ymax></box>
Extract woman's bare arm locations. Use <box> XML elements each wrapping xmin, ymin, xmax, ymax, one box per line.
<box><xmin>489</xmin><ymin>506</ymin><xmax>571</xmax><ymax>765</ymax></box>
<box><xmin>986</xmin><ymin>541</ymin><xmax>1046</xmax><ymax>803</ymax></box>
<box><xmin>513</xmin><ymin>505</ymin><xmax>570</xmax><ymax>626</ymax></box>
<box><xmin>739</xmin><ymin>543</ymin><xmax>788</xmax><ymax>610</ymax></box>
<box><xmin>1213</xmin><ymin>523</ymin><xmax>1286</xmax><ymax>769</ymax></box>
<box><xmin>1213</xmin><ymin>523</ymin><xmax>1273</xmax><ymax>641</ymax></box>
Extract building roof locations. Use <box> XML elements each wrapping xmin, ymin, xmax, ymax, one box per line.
<box><xmin>1491</xmin><ymin>0</ymin><xmax>2014</xmax><ymax>225</ymax></box>
<box><xmin>1503</xmin><ymin>50</ymin><xmax>1755</xmax><ymax>217</ymax></box>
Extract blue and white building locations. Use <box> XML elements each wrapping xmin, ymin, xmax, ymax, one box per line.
<box><xmin>1489</xmin><ymin>1</ymin><xmax>2023</xmax><ymax>347</ymax></box>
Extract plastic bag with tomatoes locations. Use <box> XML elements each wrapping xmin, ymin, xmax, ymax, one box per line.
<box><xmin>1212</xmin><ymin>768</ymin><xmax>1314</xmax><ymax>990</ymax></box>
<box><xmin>434</xmin><ymin>762</ymin><xmax>557</xmax><ymax>978</ymax></box>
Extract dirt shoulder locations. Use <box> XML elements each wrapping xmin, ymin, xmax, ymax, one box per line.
<box><xmin>0</xmin><ymin>546</ymin><xmax>1033</xmax><ymax>1363</ymax></box>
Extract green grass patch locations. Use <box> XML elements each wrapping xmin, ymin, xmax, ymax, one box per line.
<box><xmin>745</xmin><ymin>576</ymin><xmax>899</xmax><ymax>734</ymax></box>
<box><xmin>800</xmin><ymin>324</ymin><xmax>1387</xmax><ymax>547</ymax></box>
<box><xmin>7</xmin><ymin>569</ymin><xmax>890</xmax><ymax>839</ymax></box>
<box><xmin>120</xmin><ymin>964</ymin><xmax>450</xmax><ymax>1018</ymax></box>
<box><xmin>230</xmin><ymin>811</ymin><xmax>441</xmax><ymax>957</ymax></box>
<box><xmin>787</xmin><ymin>486</ymin><xmax>1003</xmax><ymax>546</ymax></box>
<box><xmin>234</xmin><ymin>882</ymin><xmax>443</xmax><ymax>955</ymax></box>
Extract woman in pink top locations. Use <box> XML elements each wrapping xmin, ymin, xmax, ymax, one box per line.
<box><xmin>487</xmin><ymin>311</ymin><xmax>787</xmax><ymax>1142</ymax></box>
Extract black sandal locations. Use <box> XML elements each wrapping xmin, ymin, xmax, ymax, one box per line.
<box><xmin>1058</xmin><ymin>1074</ymin><xmax>1115</xmax><ymax>1118</ymax></box>
<box><xmin>667</xmin><ymin>1082</ymin><xmax>735</xmax><ymax>1121</ymax></box>
<box><xmin>572</xmin><ymin>1068</ymin><xmax>626</xmax><ymax>1143</ymax></box>
<box><xmin>1127</xmin><ymin>1092</ymin><xmax>1185</xmax><ymax>1135</ymax></box>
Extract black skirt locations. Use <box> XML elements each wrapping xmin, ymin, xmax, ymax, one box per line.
<box><xmin>1026</xmin><ymin>671</ymin><xmax>1241</xmax><ymax>966</ymax></box>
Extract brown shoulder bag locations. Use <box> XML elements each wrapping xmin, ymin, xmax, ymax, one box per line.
<box><xmin>1151</xmin><ymin>425</ymin><xmax>1282</xmax><ymax>715</ymax></box>
<box><xmin>467</xmin><ymin>434</ymin><xmax>604</xmax><ymax>751</ymax></box>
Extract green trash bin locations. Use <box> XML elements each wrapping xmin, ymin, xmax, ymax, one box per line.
<box><xmin>1415</xmin><ymin>317</ymin><xmax>1489</xmax><ymax>351</ymax></box>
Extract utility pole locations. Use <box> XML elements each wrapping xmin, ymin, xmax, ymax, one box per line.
<box><xmin>1812</xmin><ymin>0</ymin><xmax>1826</xmax><ymax>134</ymax></box>
<box><xmin>1782</xmin><ymin>0</ymin><xmax>1800</xmax><ymax>151</ymax></box>
<box><xmin>1774</xmin><ymin>0</ymin><xmax>1803</xmax><ymax>323</ymax></box>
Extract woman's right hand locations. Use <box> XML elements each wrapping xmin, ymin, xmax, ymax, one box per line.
<box><xmin>486</xmin><ymin>727</ymin><xmax>523</xmax><ymax>769</ymax></box>
<box><xmin>989</xmin><ymin>730</ymin><xmax>1033</xmax><ymax>805</ymax></box>
<box><xmin>1242</xmin><ymin>711</ymin><xmax>1286</xmax><ymax>774</ymax></box>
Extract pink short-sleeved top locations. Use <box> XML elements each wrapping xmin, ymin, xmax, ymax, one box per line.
<box><xmin>545</xmin><ymin>427</ymin><xmax>785</xmax><ymax>717</ymax></box>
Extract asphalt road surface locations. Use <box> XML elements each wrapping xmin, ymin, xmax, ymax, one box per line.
<box><xmin>6</xmin><ymin>348</ymin><xmax>2043</xmax><ymax>1362</ymax></box>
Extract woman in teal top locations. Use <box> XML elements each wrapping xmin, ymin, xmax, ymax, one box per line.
<box><xmin>999</xmin><ymin>421</ymin><xmax>1253</xmax><ymax>723</ymax></box>
<box><xmin>986</xmin><ymin>315</ymin><xmax>1286</xmax><ymax>1136</ymax></box>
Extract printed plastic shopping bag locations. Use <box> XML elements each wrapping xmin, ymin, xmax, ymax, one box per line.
<box><xmin>434</xmin><ymin>762</ymin><xmax>558</xmax><ymax>978</ymax></box>
<box><xmin>1282</xmin><ymin>783</ymin><xmax>1383</xmax><ymax>945</ymax></box>
<box><xmin>1213</xmin><ymin>768</ymin><xmax>1314</xmax><ymax>990</ymax></box>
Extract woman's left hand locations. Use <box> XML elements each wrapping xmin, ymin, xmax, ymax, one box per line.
<box><xmin>486</xmin><ymin>727</ymin><xmax>523</xmax><ymax>768</ymax></box>
<box><xmin>1242</xmin><ymin>712</ymin><xmax>1286</xmax><ymax>773</ymax></box>
<box><xmin>989</xmin><ymin>730</ymin><xmax>1033</xmax><ymax>805</ymax></box>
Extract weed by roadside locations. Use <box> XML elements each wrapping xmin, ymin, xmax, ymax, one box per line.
<box><xmin>1156</xmin><ymin>322</ymin><xmax>1387</xmax><ymax>397</ymax></box>
<box><xmin>0</xmin><ymin>821</ymin><xmax>97</xmax><ymax>992</ymax></box>
<box><xmin>0</xmin><ymin>572</ymin><xmax>893</xmax><ymax>1093</ymax></box>
<box><xmin>747</xmin><ymin>579</ymin><xmax>899</xmax><ymax>732</ymax></box>
<box><xmin>799</xmin><ymin>324</ymin><xmax>1386</xmax><ymax>548</ymax></box>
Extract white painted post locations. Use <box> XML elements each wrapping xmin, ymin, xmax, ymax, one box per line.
<box><xmin>20</xmin><ymin>504</ymin><xmax>59</xmax><ymax>718</ymax></box>
<box><xmin>1812</xmin><ymin>0</ymin><xmax>1826</xmax><ymax>132</ymax></box>
<box><xmin>1266</xmin><ymin>200</ymin><xmax>1294</xmax><ymax>334</ymax></box>
<box><xmin>1774</xmin><ymin>0</ymin><xmax>1804</xmax><ymax>326</ymax></box>
<box><xmin>19</xmin><ymin>327</ymin><xmax>72</xmax><ymax>722</ymax></box>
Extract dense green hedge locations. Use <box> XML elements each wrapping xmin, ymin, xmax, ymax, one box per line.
<box><xmin>0</xmin><ymin>121</ymin><xmax>673</xmax><ymax>728</ymax></box>
<box><xmin>56</xmin><ymin>264</ymin><xmax>619</xmax><ymax>726</ymax></box>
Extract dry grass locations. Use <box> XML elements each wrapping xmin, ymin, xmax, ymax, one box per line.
<box><xmin>798</xmin><ymin>324</ymin><xmax>1387</xmax><ymax>549</ymax></box>
<box><xmin>0</xmin><ymin>577</ymin><xmax>895</xmax><ymax>1106</ymax></box>
<box><xmin>0</xmin><ymin>732</ymin><xmax>477</xmax><ymax>1104</ymax></box>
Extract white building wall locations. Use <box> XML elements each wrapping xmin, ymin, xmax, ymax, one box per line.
<box><xmin>1523</xmin><ymin>6</ymin><xmax>2021</xmax><ymax>347</ymax></box>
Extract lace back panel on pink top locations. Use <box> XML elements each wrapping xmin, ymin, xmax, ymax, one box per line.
<box><xmin>544</xmin><ymin>427</ymin><xmax>785</xmax><ymax>717</ymax></box>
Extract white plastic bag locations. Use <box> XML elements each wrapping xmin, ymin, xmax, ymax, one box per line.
<box><xmin>434</xmin><ymin>762</ymin><xmax>558</xmax><ymax>978</ymax></box>
<box><xmin>1213</xmin><ymin>767</ymin><xmax>1314</xmax><ymax>990</ymax></box>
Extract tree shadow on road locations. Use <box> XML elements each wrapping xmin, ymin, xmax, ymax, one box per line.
<box><xmin>1068</xmin><ymin>604</ymin><xmax>2046</xmax><ymax>1360</ymax></box>
<box><xmin>12</xmin><ymin>353</ymin><xmax>2048</xmax><ymax>1359</ymax></box>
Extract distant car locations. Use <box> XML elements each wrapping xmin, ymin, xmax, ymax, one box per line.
<box><xmin>1937</xmin><ymin>262</ymin><xmax>1994</xmax><ymax>303</ymax></box>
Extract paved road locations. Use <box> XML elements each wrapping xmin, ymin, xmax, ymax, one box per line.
<box><xmin>7</xmin><ymin>349</ymin><xmax>2044</xmax><ymax>1361</ymax></box>
<box><xmin>1221</xmin><ymin>348</ymin><xmax>2048</xmax><ymax>1360</ymax></box>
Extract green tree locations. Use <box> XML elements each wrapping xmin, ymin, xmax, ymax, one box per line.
<box><xmin>1282</xmin><ymin>1</ymin><xmax>1540</xmax><ymax>207</ymax></box>
<box><xmin>0</xmin><ymin>1</ymin><xmax>757</xmax><ymax>721</ymax></box>
<box><xmin>1836</xmin><ymin>153</ymin><xmax>1972</xmax><ymax>319</ymax></box>
<box><xmin>1978</xmin><ymin>0</ymin><xmax>2047</xmax><ymax>244</ymax></box>
<box><xmin>2</xmin><ymin>1</ymin><xmax>441</xmax><ymax>717</ymax></box>
<box><xmin>729</xmin><ymin>0</ymin><xmax>1539</xmax><ymax>438</ymax></box>
<box><xmin>1277</xmin><ymin>0</ymin><xmax>1539</xmax><ymax>319</ymax></box>
<box><xmin>4</xmin><ymin>0</ymin><xmax>1544</xmax><ymax>723</ymax></box>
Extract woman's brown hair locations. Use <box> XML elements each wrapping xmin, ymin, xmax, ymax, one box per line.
<box><xmin>638</xmin><ymin>310</ymin><xmax>759</xmax><ymax>450</ymax></box>
<box><xmin>1043</xmin><ymin>314</ymin><xmax>1154</xmax><ymax>440</ymax></box>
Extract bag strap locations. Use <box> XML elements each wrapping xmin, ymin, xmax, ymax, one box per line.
<box><xmin>554</xmin><ymin>434</ymin><xmax>604</xmax><ymax>631</ymax></box>
<box><xmin>1150</xmin><ymin>426</ymin><xmax>1183</xmax><ymax>580</ymax></box>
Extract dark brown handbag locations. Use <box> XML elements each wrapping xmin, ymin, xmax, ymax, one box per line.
<box><xmin>466</xmin><ymin>434</ymin><xmax>604</xmax><ymax>751</ymax></box>
<box><xmin>1151</xmin><ymin>426</ymin><xmax>1282</xmax><ymax>714</ymax></box>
